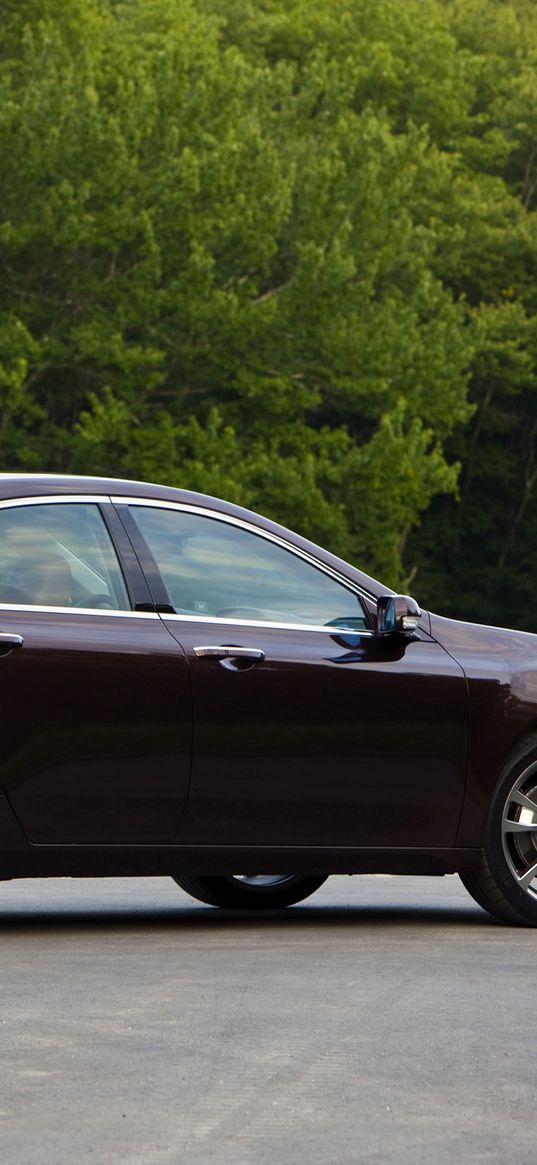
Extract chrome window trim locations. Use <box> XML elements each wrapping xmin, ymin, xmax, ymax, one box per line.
<box><xmin>0</xmin><ymin>495</ymin><xmax>136</xmax><ymax>612</ymax></box>
<box><xmin>112</xmin><ymin>495</ymin><xmax>376</xmax><ymax>605</ymax></box>
<box><xmin>0</xmin><ymin>494</ymin><xmax>375</xmax><ymax>631</ymax></box>
<box><xmin>0</xmin><ymin>494</ymin><xmax>112</xmax><ymax>508</ymax></box>
<box><xmin>0</xmin><ymin>603</ymin><xmax>159</xmax><ymax>619</ymax></box>
<box><xmin>162</xmin><ymin>611</ymin><xmax>373</xmax><ymax>636</ymax></box>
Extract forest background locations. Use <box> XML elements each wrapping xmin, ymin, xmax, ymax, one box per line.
<box><xmin>1</xmin><ymin>0</ymin><xmax>537</xmax><ymax>629</ymax></box>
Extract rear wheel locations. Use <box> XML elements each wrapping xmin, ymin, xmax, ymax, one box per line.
<box><xmin>173</xmin><ymin>873</ymin><xmax>327</xmax><ymax>909</ymax></box>
<box><xmin>460</xmin><ymin>738</ymin><xmax>537</xmax><ymax>926</ymax></box>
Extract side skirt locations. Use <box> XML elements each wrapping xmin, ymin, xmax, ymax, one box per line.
<box><xmin>0</xmin><ymin>845</ymin><xmax>482</xmax><ymax>880</ymax></box>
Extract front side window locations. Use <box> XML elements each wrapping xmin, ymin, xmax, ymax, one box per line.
<box><xmin>129</xmin><ymin>505</ymin><xmax>368</xmax><ymax>629</ymax></box>
<box><xmin>0</xmin><ymin>502</ymin><xmax>130</xmax><ymax>610</ymax></box>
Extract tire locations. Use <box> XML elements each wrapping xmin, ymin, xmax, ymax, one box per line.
<box><xmin>460</xmin><ymin>734</ymin><xmax>537</xmax><ymax>926</ymax></box>
<box><xmin>172</xmin><ymin>873</ymin><xmax>327</xmax><ymax>909</ymax></box>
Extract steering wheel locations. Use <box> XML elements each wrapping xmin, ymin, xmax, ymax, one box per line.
<box><xmin>73</xmin><ymin>593</ymin><xmax>115</xmax><ymax>609</ymax></box>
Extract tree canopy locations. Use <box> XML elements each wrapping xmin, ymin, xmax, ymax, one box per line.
<box><xmin>1</xmin><ymin>0</ymin><xmax>536</xmax><ymax>625</ymax></box>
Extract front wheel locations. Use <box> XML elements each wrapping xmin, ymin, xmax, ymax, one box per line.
<box><xmin>460</xmin><ymin>738</ymin><xmax>537</xmax><ymax>926</ymax></box>
<box><xmin>172</xmin><ymin>873</ymin><xmax>327</xmax><ymax>909</ymax></box>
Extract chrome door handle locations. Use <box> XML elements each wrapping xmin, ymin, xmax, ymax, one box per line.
<box><xmin>193</xmin><ymin>645</ymin><xmax>265</xmax><ymax>661</ymax></box>
<box><xmin>0</xmin><ymin>633</ymin><xmax>23</xmax><ymax>651</ymax></box>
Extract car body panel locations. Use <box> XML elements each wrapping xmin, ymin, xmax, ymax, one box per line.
<box><xmin>0</xmin><ymin>473</ymin><xmax>535</xmax><ymax>880</ymax></box>
<box><xmin>161</xmin><ymin>615</ymin><xmax>468</xmax><ymax>848</ymax></box>
<box><xmin>428</xmin><ymin>614</ymin><xmax>537</xmax><ymax>846</ymax></box>
<box><xmin>0</xmin><ymin>607</ymin><xmax>191</xmax><ymax>843</ymax></box>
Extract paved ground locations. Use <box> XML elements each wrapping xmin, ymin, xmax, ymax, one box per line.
<box><xmin>0</xmin><ymin>874</ymin><xmax>534</xmax><ymax>1164</ymax></box>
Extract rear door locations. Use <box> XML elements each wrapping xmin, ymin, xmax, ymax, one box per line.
<box><xmin>0</xmin><ymin>496</ymin><xmax>191</xmax><ymax>844</ymax></box>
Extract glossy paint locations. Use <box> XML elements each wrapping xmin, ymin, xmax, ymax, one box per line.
<box><xmin>164</xmin><ymin>616</ymin><xmax>467</xmax><ymax>848</ymax></box>
<box><xmin>428</xmin><ymin>614</ymin><xmax>537</xmax><ymax>846</ymax></box>
<box><xmin>0</xmin><ymin>473</ymin><xmax>535</xmax><ymax>879</ymax></box>
<box><xmin>0</xmin><ymin>606</ymin><xmax>191</xmax><ymax>843</ymax></box>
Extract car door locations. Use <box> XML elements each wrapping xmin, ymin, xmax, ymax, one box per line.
<box><xmin>0</xmin><ymin>495</ymin><xmax>191</xmax><ymax>844</ymax></box>
<box><xmin>119</xmin><ymin>499</ymin><xmax>468</xmax><ymax>850</ymax></box>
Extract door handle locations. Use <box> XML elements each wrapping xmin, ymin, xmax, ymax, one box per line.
<box><xmin>0</xmin><ymin>633</ymin><xmax>23</xmax><ymax>654</ymax></box>
<box><xmin>193</xmin><ymin>645</ymin><xmax>265</xmax><ymax>661</ymax></box>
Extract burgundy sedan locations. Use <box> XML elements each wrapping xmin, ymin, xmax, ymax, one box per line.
<box><xmin>0</xmin><ymin>473</ymin><xmax>536</xmax><ymax>925</ymax></box>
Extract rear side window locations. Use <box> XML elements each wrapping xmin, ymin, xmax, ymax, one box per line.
<box><xmin>129</xmin><ymin>504</ymin><xmax>368</xmax><ymax>629</ymax></box>
<box><xmin>0</xmin><ymin>502</ymin><xmax>130</xmax><ymax>610</ymax></box>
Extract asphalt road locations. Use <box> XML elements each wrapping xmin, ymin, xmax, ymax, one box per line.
<box><xmin>0</xmin><ymin>874</ymin><xmax>534</xmax><ymax>1165</ymax></box>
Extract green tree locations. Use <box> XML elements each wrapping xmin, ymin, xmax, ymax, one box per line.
<box><xmin>3</xmin><ymin>0</ymin><xmax>537</xmax><ymax>616</ymax></box>
<box><xmin>406</xmin><ymin>0</ymin><xmax>537</xmax><ymax>627</ymax></box>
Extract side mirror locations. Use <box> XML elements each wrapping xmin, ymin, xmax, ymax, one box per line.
<box><xmin>377</xmin><ymin>594</ymin><xmax>421</xmax><ymax>635</ymax></box>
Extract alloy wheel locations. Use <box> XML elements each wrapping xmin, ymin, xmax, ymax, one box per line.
<box><xmin>501</xmin><ymin>763</ymin><xmax>537</xmax><ymax>900</ymax></box>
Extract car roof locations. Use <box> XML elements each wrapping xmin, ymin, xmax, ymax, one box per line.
<box><xmin>0</xmin><ymin>473</ymin><xmax>387</xmax><ymax>599</ymax></box>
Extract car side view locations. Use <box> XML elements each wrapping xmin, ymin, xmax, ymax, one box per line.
<box><xmin>0</xmin><ymin>473</ymin><xmax>536</xmax><ymax>925</ymax></box>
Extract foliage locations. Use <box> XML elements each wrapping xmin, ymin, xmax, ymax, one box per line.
<box><xmin>1</xmin><ymin>0</ymin><xmax>537</xmax><ymax>621</ymax></box>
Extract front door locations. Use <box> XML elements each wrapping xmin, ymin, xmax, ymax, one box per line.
<box><xmin>167</xmin><ymin>620</ymin><xmax>467</xmax><ymax>848</ymax></box>
<box><xmin>0</xmin><ymin>498</ymin><xmax>191</xmax><ymax>844</ymax></box>
<box><xmin>123</xmin><ymin>500</ymin><xmax>468</xmax><ymax>849</ymax></box>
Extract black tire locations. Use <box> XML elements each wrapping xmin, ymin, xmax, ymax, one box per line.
<box><xmin>172</xmin><ymin>873</ymin><xmax>327</xmax><ymax>909</ymax></box>
<box><xmin>460</xmin><ymin>734</ymin><xmax>537</xmax><ymax>926</ymax></box>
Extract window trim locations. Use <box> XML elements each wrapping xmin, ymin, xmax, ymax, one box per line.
<box><xmin>0</xmin><ymin>493</ymin><xmax>108</xmax><ymax>509</ymax></box>
<box><xmin>0</xmin><ymin>495</ymin><xmax>154</xmax><ymax>615</ymax></box>
<box><xmin>0</xmin><ymin>604</ymin><xmax>159</xmax><ymax>619</ymax></box>
<box><xmin>113</xmin><ymin>496</ymin><xmax>375</xmax><ymax>635</ymax></box>
<box><xmin>161</xmin><ymin>611</ymin><xmax>374</xmax><ymax>637</ymax></box>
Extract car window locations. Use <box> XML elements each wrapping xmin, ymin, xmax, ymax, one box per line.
<box><xmin>0</xmin><ymin>502</ymin><xmax>130</xmax><ymax>610</ymax></box>
<box><xmin>129</xmin><ymin>505</ymin><xmax>368</xmax><ymax>629</ymax></box>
